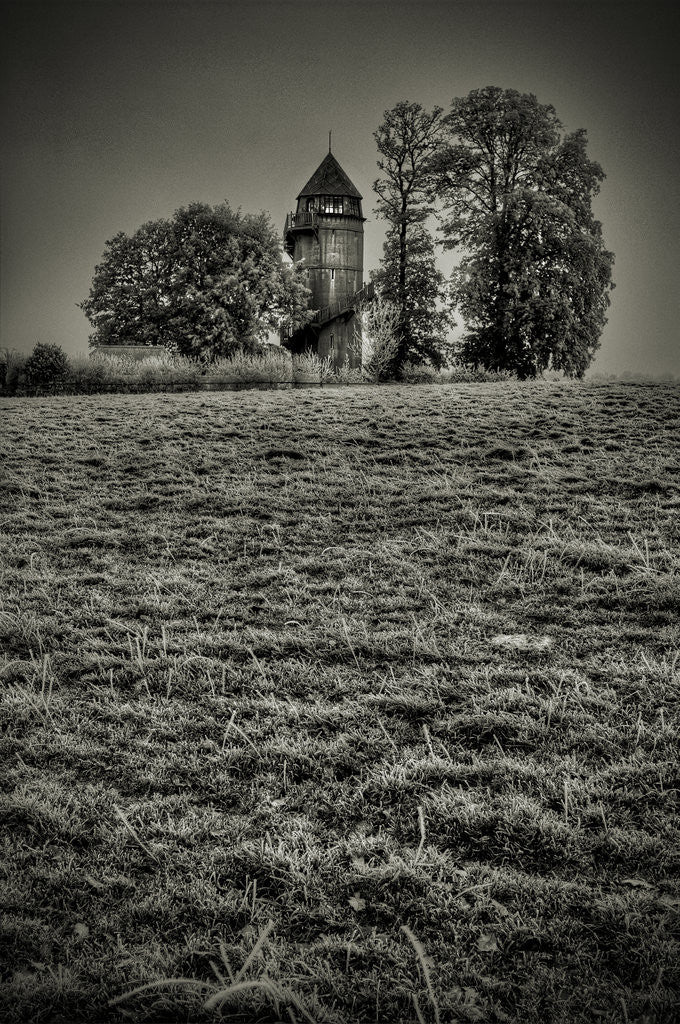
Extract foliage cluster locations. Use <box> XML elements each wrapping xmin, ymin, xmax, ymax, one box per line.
<box><xmin>4</xmin><ymin>338</ymin><xmax>512</xmax><ymax>396</ymax></box>
<box><xmin>1</xmin><ymin>342</ymin><xmax>516</xmax><ymax>393</ymax></box>
<box><xmin>1</xmin><ymin>383</ymin><xmax>678</xmax><ymax>1023</ymax></box>
<box><xmin>438</xmin><ymin>89</ymin><xmax>614</xmax><ymax>378</ymax></box>
<box><xmin>371</xmin><ymin>223</ymin><xmax>454</xmax><ymax>370</ymax></box>
<box><xmin>2</xmin><ymin>344</ymin><xmax>295</xmax><ymax>395</ymax></box>
<box><xmin>371</xmin><ymin>102</ymin><xmax>453</xmax><ymax>371</ymax></box>
<box><xmin>67</xmin><ymin>352</ymin><xmax>208</xmax><ymax>392</ymax></box>
<box><xmin>399</xmin><ymin>359</ymin><xmax>514</xmax><ymax>384</ymax></box>
<box><xmin>0</xmin><ymin>349</ymin><xmax>27</xmax><ymax>395</ymax></box>
<box><xmin>373</xmin><ymin>88</ymin><xmax>615</xmax><ymax>377</ymax></box>
<box><xmin>353</xmin><ymin>294</ymin><xmax>401</xmax><ymax>381</ymax></box>
<box><xmin>77</xmin><ymin>87</ymin><xmax>614</xmax><ymax>381</ymax></box>
<box><xmin>21</xmin><ymin>342</ymin><xmax>69</xmax><ymax>387</ymax></box>
<box><xmin>79</xmin><ymin>202</ymin><xmax>311</xmax><ymax>359</ymax></box>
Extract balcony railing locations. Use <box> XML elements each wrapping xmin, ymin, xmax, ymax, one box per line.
<box><xmin>284</xmin><ymin>211</ymin><xmax>318</xmax><ymax>234</ymax></box>
<box><xmin>284</xmin><ymin>211</ymin><xmax>319</xmax><ymax>256</ymax></box>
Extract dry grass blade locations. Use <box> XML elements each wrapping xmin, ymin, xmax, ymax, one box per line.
<box><xmin>109</xmin><ymin>921</ymin><xmax>316</xmax><ymax>1022</ymax></box>
<box><xmin>377</xmin><ymin>715</ymin><xmax>399</xmax><ymax>751</ymax></box>
<box><xmin>414</xmin><ymin>805</ymin><xmax>426</xmax><ymax>863</ymax></box>
<box><xmin>401</xmin><ymin>924</ymin><xmax>441</xmax><ymax>1024</ymax></box>
<box><xmin>412</xmin><ymin>991</ymin><xmax>428</xmax><ymax>1024</ymax></box>
<box><xmin>113</xmin><ymin>805</ymin><xmax>159</xmax><ymax>862</ymax></box>
<box><xmin>221</xmin><ymin>712</ymin><xmax>261</xmax><ymax>755</ymax></box>
<box><xmin>204</xmin><ymin>978</ymin><xmax>318</xmax><ymax>1022</ymax></box>
<box><xmin>230</xmin><ymin>918</ymin><xmax>275</xmax><ymax>982</ymax></box>
<box><xmin>452</xmin><ymin>879</ymin><xmax>493</xmax><ymax>901</ymax></box>
<box><xmin>108</xmin><ymin>977</ymin><xmax>216</xmax><ymax>1006</ymax></box>
<box><xmin>340</xmin><ymin>616</ymin><xmax>362</xmax><ymax>671</ymax></box>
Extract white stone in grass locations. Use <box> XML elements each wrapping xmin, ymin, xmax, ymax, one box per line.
<box><xmin>490</xmin><ymin>633</ymin><xmax>553</xmax><ymax>652</ymax></box>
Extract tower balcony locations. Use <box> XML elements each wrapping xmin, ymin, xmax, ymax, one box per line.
<box><xmin>283</xmin><ymin>210</ymin><xmax>318</xmax><ymax>256</ymax></box>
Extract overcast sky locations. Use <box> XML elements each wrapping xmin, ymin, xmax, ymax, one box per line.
<box><xmin>2</xmin><ymin>0</ymin><xmax>679</xmax><ymax>375</ymax></box>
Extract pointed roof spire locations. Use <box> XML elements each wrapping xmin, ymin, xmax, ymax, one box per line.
<box><xmin>329</xmin><ymin>129</ymin><xmax>332</xmax><ymax>154</ymax></box>
<box><xmin>297</xmin><ymin>152</ymin><xmax>362</xmax><ymax>199</ymax></box>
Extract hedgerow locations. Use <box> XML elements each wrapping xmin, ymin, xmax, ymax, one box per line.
<box><xmin>2</xmin><ymin>346</ymin><xmax>514</xmax><ymax>396</ymax></box>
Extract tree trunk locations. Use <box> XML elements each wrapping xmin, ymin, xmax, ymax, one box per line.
<box><xmin>398</xmin><ymin>205</ymin><xmax>408</xmax><ymax>364</ymax></box>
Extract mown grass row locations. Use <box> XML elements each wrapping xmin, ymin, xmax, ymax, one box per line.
<box><xmin>1</xmin><ymin>381</ymin><xmax>679</xmax><ymax>1023</ymax></box>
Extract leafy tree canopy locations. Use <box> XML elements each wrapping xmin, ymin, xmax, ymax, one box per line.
<box><xmin>372</xmin><ymin>223</ymin><xmax>454</xmax><ymax>369</ymax></box>
<box><xmin>434</xmin><ymin>86</ymin><xmax>614</xmax><ymax>377</ymax></box>
<box><xmin>373</xmin><ymin>101</ymin><xmax>448</xmax><ymax>370</ymax></box>
<box><xmin>81</xmin><ymin>202</ymin><xmax>311</xmax><ymax>359</ymax></box>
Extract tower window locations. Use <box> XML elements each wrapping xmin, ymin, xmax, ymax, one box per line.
<box><xmin>331</xmin><ymin>269</ymin><xmax>335</xmax><ymax>281</ymax></box>
<box><xmin>322</xmin><ymin>196</ymin><xmax>343</xmax><ymax>215</ymax></box>
<box><xmin>306</xmin><ymin>198</ymin><xmax>316</xmax><ymax>211</ymax></box>
<box><xmin>330</xmin><ymin>334</ymin><xmax>335</xmax><ymax>350</ymax></box>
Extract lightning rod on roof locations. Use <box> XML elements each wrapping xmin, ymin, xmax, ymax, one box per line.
<box><xmin>329</xmin><ymin>130</ymin><xmax>332</xmax><ymax>153</ymax></box>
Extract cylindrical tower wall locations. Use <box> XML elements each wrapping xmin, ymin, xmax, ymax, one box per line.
<box><xmin>291</xmin><ymin>216</ymin><xmax>363</xmax><ymax>311</ymax></box>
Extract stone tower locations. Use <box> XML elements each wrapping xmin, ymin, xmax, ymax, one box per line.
<box><xmin>283</xmin><ymin>149</ymin><xmax>368</xmax><ymax>368</ymax></box>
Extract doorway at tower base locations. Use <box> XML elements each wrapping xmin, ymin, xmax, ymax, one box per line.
<box><xmin>283</xmin><ymin>312</ymin><xmax>362</xmax><ymax>371</ymax></box>
<box><xmin>317</xmin><ymin>314</ymin><xmax>362</xmax><ymax>369</ymax></box>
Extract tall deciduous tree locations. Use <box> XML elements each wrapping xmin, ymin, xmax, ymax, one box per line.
<box><xmin>434</xmin><ymin>86</ymin><xmax>614</xmax><ymax>377</ymax></box>
<box><xmin>80</xmin><ymin>203</ymin><xmax>311</xmax><ymax>359</ymax></box>
<box><xmin>372</xmin><ymin>224</ymin><xmax>454</xmax><ymax>368</ymax></box>
<box><xmin>373</xmin><ymin>101</ymin><xmax>448</xmax><ymax>368</ymax></box>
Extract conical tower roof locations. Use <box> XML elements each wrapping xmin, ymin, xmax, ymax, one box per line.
<box><xmin>297</xmin><ymin>152</ymin><xmax>362</xmax><ymax>200</ymax></box>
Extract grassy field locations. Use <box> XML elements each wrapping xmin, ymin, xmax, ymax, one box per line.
<box><xmin>1</xmin><ymin>381</ymin><xmax>679</xmax><ymax>1024</ymax></box>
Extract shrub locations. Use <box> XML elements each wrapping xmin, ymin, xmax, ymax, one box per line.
<box><xmin>292</xmin><ymin>350</ymin><xmax>332</xmax><ymax>384</ymax></box>
<box><xmin>400</xmin><ymin>360</ymin><xmax>438</xmax><ymax>383</ymax></box>
<box><xmin>329</xmin><ymin>356</ymin><xmax>363</xmax><ymax>385</ymax></box>
<box><xmin>5</xmin><ymin>351</ymin><xmax>27</xmax><ymax>394</ymax></box>
<box><xmin>67</xmin><ymin>352</ymin><xmax>207</xmax><ymax>392</ymax></box>
<box><xmin>67</xmin><ymin>355</ymin><xmax>116</xmax><ymax>392</ymax></box>
<box><xmin>441</xmin><ymin>364</ymin><xmax>515</xmax><ymax>383</ymax></box>
<box><xmin>353</xmin><ymin>296</ymin><xmax>400</xmax><ymax>381</ymax></box>
<box><xmin>205</xmin><ymin>347</ymin><xmax>291</xmax><ymax>384</ymax></box>
<box><xmin>0</xmin><ymin>350</ymin><xmax>26</xmax><ymax>394</ymax></box>
<box><xmin>23</xmin><ymin>343</ymin><xmax>69</xmax><ymax>388</ymax></box>
<box><xmin>399</xmin><ymin>361</ymin><xmax>516</xmax><ymax>384</ymax></box>
<box><xmin>163</xmin><ymin>356</ymin><xmax>205</xmax><ymax>386</ymax></box>
<box><xmin>0</xmin><ymin>348</ymin><xmax>14</xmax><ymax>391</ymax></box>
